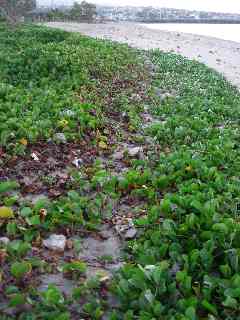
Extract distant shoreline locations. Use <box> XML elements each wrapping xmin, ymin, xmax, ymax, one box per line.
<box><xmin>45</xmin><ymin>22</ymin><xmax>240</xmax><ymax>89</ymax></box>
<box><xmin>139</xmin><ymin>19</ymin><xmax>240</xmax><ymax>24</ymax></box>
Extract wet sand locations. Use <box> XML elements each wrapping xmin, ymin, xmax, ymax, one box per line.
<box><xmin>45</xmin><ymin>22</ymin><xmax>240</xmax><ymax>89</ymax></box>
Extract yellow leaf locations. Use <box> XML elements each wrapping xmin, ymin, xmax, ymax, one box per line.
<box><xmin>95</xmin><ymin>270</ymin><xmax>111</xmax><ymax>283</ymax></box>
<box><xmin>99</xmin><ymin>141</ymin><xmax>108</xmax><ymax>149</ymax></box>
<box><xmin>58</xmin><ymin>119</ymin><xmax>69</xmax><ymax>128</ymax></box>
<box><xmin>19</xmin><ymin>138</ymin><xmax>28</xmax><ymax>146</ymax></box>
<box><xmin>100</xmin><ymin>135</ymin><xmax>108</xmax><ymax>142</ymax></box>
<box><xmin>185</xmin><ymin>165</ymin><xmax>193</xmax><ymax>172</ymax></box>
<box><xmin>128</xmin><ymin>125</ymin><xmax>136</xmax><ymax>132</ymax></box>
<box><xmin>0</xmin><ymin>207</ymin><xmax>14</xmax><ymax>219</ymax></box>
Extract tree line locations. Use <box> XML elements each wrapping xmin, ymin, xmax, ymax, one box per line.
<box><xmin>0</xmin><ymin>1</ymin><xmax>97</xmax><ymax>24</ymax></box>
<box><xmin>0</xmin><ymin>0</ymin><xmax>36</xmax><ymax>23</ymax></box>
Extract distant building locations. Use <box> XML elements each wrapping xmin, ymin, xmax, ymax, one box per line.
<box><xmin>95</xmin><ymin>5</ymin><xmax>240</xmax><ymax>23</ymax></box>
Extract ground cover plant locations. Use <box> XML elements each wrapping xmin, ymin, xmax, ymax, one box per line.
<box><xmin>112</xmin><ymin>54</ymin><xmax>240</xmax><ymax>319</ymax></box>
<box><xmin>0</xmin><ymin>22</ymin><xmax>240</xmax><ymax>320</ymax></box>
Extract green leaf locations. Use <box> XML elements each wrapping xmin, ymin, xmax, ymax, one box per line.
<box><xmin>185</xmin><ymin>306</ymin><xmax>196</xmax><ymax>320</ymax></box>
<box><xmin>6</xmin><ymin>222</ymin><xmax>17</xmax><ymax>236</ymax></box>
<box><xmin>143</xmin><ymin>289</ymin><xmax>155</xmax><ymax>304</ymax></box>
<box><xmin>7</xmin><ymin>240</ymin><xmax>31</xmax><ymax>257</ymax></box>
<box><xmin>33</xmin><ymin>198</ymin><xmax>48</xmax><ymax>212</ymax></box>
<box><xmin>232</xmin><ymin>274</ymin><xmax>240</xmax><ymax>287</ymax></box>
<box><xmin>0</xmin><ymin>181</ymin><xmax>19</xmax><ymax>193</ymax></box>
<box><xmin>4</xmin><ymin>195</ymin><xmax>18</xmax><ymax>206</ymax></box>
<box><xmin>10</xmin><ymin>262</ymin><xmax>32</xmax><ymax>279</ymax></box>
<box><xmin>9</xmin><ymin>293</ymin><xmax>25</xmax><ymax>307</ymax></box>
<box><xmin>220</xmin><ymin>264</ymin><xmax>231</xmax><ymax>277</ymax></box>
<box><xmin>212</xmin><ymin>223</ymin><xmax>228</xmax><ymax>234</ymax></box>
<box><xmin>62</xmin><ymin>261</ymin><xmax>86</xmax><ymax>274</ymax></box>
<box><xmin>26</xmin><ymin>215</ymin><xmax>41</xmax><ymax>226</ymax></box>
<box><xmin>42</xmin><ymin>285</ymin><xmax>64</xmax><ymax>306</ymax></box>
<box><xmin>176</xmin><ymin>271</ymin><xmax>187</xmax><ymax>282</ymax></box>
<box><xmin>222</xmin><ymin>296</ymin><xmax>237</xmax><ymax>309</ymax></box>
<box><xmin>20</xmin><ymin>207</ymin><xmax>32</xmax><ymax>217</ymax></box>
<box><xmin>55</xmin><ymin>313</ymin><xmax>70</xmax><ymax>320</ymax></box>
<box><xmin>160</xmin><ymin>199</ymin><xmax>171</xmax><ymax>215</ymax></box>
<box><xmin>5</xmin><ymin>285</ymin><xmax>19</xmax><ymax>295</ymax></box>
<box><xmin>153</xmin><ymin>302</ymin><xmax>163</xmax><ymax>316</ymax></box>
<box><xmin>201</xmin><ymin>299</ymin><xmax>217</xmax><ymax>315</ymax></box>
<box><xmin>191</xmin><ymin>200</ymin><xmax>202</xmax><ymax>212</ymax></box>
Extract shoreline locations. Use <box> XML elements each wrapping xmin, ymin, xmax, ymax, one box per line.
<box><xmin>45</xmin><ymin>22</ymin><xmax>240</xmax><ymax>89</ymax></box>
<box><xmin>141</xmin><ymin>23</ymin><xmax>240</xmax><ymax>43</ymax></box>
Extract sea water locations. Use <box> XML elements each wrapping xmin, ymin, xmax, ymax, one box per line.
<box><xmin>143</xmin><ymin>23</ymin><xmax>240</xmax><ymax>43</ymax></box>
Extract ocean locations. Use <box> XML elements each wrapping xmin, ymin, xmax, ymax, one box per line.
<box><xmin>143</xmin><ymin>23</ymin><xmax>240</xmax><ymax>43</ymax></box>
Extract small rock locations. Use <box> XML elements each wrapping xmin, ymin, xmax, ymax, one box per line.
<box><xmin>0</xmin><ymin>237</ymin><xmax>10</xmax><ymax>245</ymax></box>
<box><xmin>169</xmin><ymin>263</ymin><xmax>180</xmax><ymax>277</ymax></box>
<box><xmin>144</xmin><ymin>61</ymin><xmax>157</xmax><ymax>73</ymax></box>
<box><xmin>22</xmin><ymin>194</ymin><xmax>48</xmax><ymax>205</ymax></box>
<box><xmin>60</xmin><ymin>109</ymin><xmax>75</xmax><ymax>117</ymax></box>
<box><xmin>86</xmin><ymin>267</ymin><xmax>112</xmax><ymax>282</ymax></box>
<box><xmin>31</xmin><ymin>152</ymin><xmax>40</xmax><ymax>161</ymax></box>
<box><xmin>127</xmin><ymin>146</ymin><xmax>143</xmax><ymax>157</ymax></box>
<box><xmin>144</xmin><ymin>105</ymin><xmax>149</xmax><ymax>112</ymax></box>
<box><xmin>154</xmin><ymin>88</ymin><xmax>176</xmax><ymax>101</ymax></box>
<box><xmin>99</xmin><ymin>230</ymin><xmax>110</xmax><ymax>240</ymax></box>
<box><xmin>39</xmin><ymin>273</ymin><xmax>74</xmax><ymax>296</ymax></box>
<box><xmin>122</xmin><ymin>112</ymin><xmax>129</xmax><ymax>121</ymax></box>
<box><xmin>124</xmin><ymin>228</ymin><xmax>137</xmax><ymax>240</ymax></box>
<box><xmin>66</xmin><ymin>239</ymin><xmax>73</xmax><ymax>249</ymax></box>
<box><xmin>131</xmin><ymin>93</ymin><xmax>142</xmax><ymax>102</ymax></box>
<box><xmin>54</xmin><ymin>133</ymin><xmax>67</xmax><ymax>144</ymax></box>
<box><xmin>115</xmin><ymin>224</ymin><xmax>128</xmax><ymax>235</ymax></box>
<box><xmin>142</xmin><ymin>113</ymin><xmax>153</xmax><ymax>123</ymax></box>
<box><xmin>43</xmin><ymin>234</ymin><xmax>66</xmax><ymax>252</ymax></box>
<box><xmin>78</xmin><ymin>231</ymin><xmax>121</xmax><ymax>262</ymax></box>
<box><xmin>72</xmin><ymin>158</ymin><xmax>83</xmax><ymax>168</ymax></box>
<box><xmin>112</xmin><ymin>150</ymin><xmax>124</xmax><ymax>160</ymax></box>
<box><xmin>153</xmin><ymin>87</ymin><xmax>163</xmax><ymax>97</ymax></box>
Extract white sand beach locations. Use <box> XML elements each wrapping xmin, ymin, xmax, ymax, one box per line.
<box><xmin>45</xmin><ymin>22</ymin><xmax>240</xmax><ymax>89</ymax></box>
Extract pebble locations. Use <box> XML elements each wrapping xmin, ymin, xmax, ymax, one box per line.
<box><xmin>154</xmin><ymin>88</ymin><xmax>176</xmax><ymax>101</ymax></box>
<box><xmin>127</xmin><ymin>146</ymin><xmax>143</xmax><ymax>157</ymax></box>
<box><xmin>72</xmin><ymin>158</ymin><xmax>83</xmax><ymax>168</ymax></box>
<box><xmin>0</xmin><ymin>237</ymin><xmax>10</xmax><ymax>245</ymax></box>
<box><xmin>43</xmin><ymin>234</ymin><xmax>66</xmax><ymax>252</ymax></box>
<box><xmin>115</xmin><ymin>224</ymin><xmax>128</xmax><ymax>235</ymax></box>
<box><xmin>54</xmin><ymin>133</ymin><xmax>67</xmax><ymax>144</ymax></box>
<box><xmin>112</xmin><ymin>150</ymin><xmax>124</xmax><ymax>160</ymax></box>
<box><xmin>99</xmin><ymin>230</ymin><xmax>111</xmax><ymax>240</ymax></box>
<box><xmin>60</xmin><ymin>109</ymin><xmax>75</xmax><ymax>117</ymax></box>
<box><xmin>124</xmin><ymin>228</ymin><xmax>137</xmax><ymax>240</ymax></box>
<box><xmin>144</xmin><ymin>60</ymin><xmax>157</xmax><ymax>73</ymax></box>
<box><xmin>86</xmin><ymin>267</ymin><xmax>112</xmax><ymax>282</ymax></box>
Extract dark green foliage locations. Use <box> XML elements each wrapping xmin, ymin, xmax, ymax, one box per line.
<box><xmin>0</xmin><ymin>23</ymin><xmax>142</xmax><ymax>152</ymax></box>
<box><xmin>1</xmin><ymin>22</ymin><xmax>240</xmax><ymax>319</ymax></box>
<box><xmin>112</xmin><ymin>51</ymin><xmax>240</xmax><ymax>319</ymax></box>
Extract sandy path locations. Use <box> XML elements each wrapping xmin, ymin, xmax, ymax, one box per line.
<box><xmin>45</xmin><ymin>22</ymin><xmax>240</xmax><ymax>89</ymax></box>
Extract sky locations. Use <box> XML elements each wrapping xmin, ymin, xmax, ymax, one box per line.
<box><xmin>38</xmin><ymin>0</ymin><xmax>240</xmax><ymax>14</ymax></box>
